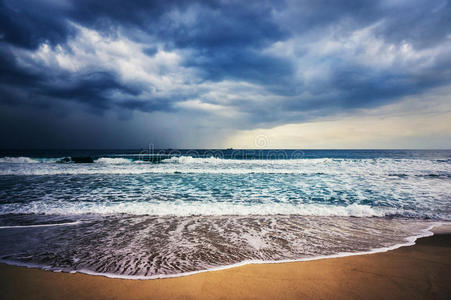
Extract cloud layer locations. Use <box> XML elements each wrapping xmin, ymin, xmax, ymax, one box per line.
<box><xmin>1</xmin><ymin>0</ymin><xmax>450</xmax><ymax>148</ymax></box>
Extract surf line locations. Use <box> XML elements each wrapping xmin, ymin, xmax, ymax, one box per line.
<box><xmin>0</xmin><ymin>221</ymin><xmax>81</xmax><ymax>229</ymax></box>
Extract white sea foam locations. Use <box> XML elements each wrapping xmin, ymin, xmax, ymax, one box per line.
<box><xmin>0</xmin><ymin>157</ymin><xmax>39</xmax><ymax>163</ymax></box>
<box><xmin>0</xmin><ymin>202</ymin><xmax>386</xmax><ymax>217</ymax></box>
<box><xmin>0</xmin><ymin>220</ymin><xmax>444</xmax><ymax>280</ymax></box>
<box><xmin>161</xmin><ymin>156</ymin><xmax>338</xmax><ymax>165</ymax></box>
<box><xmin>0</xmin><ymin>156</ymin><xmax>449</xmax><ymax>220</ymax></box>
<box><xmin>162</xmin><ymin>156</ymin><xmax>231</xmax><ymax>164</ymax></box>
<box><xmin>74</xmin><ymin>222</ymin><xmax>441</xmax><ymax>280</ymax></box>
<box><xmin>0</xmin><ymin>157</ymin><xmax>449</xmax><ymax>176</ymax></box>
<box><xmin>95</xmin><ymin>157</ymin><xmax>132</xmax><ymax>164</ymax></box>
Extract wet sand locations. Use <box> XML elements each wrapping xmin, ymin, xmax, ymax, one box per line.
<box><xmin>1</xmin><ymin>228</ymin><xmax>450</xmax><ymax>300</ymax></box>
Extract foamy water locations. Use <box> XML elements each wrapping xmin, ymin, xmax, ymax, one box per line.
<box><xmin>0</xmin><ymin>150</ymin><xmax>450</xmax><ymax>278</ymax></box>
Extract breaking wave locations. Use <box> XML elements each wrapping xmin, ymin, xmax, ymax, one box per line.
<box><xmin>0</xmin><ymin>202</ymin><xmax>386</xmax><ymax>218</ymax></box>
<box><xmin>95</xmin><ymin>157</ymin><xmax>132</xmax><ymax>164</ymax></box>
<box><xmin>0</xmin><ymin>157</ymin><xmax>40</xmax><ymax>163</ymax></box>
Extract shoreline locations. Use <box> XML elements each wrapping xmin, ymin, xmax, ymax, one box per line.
<box><xmin>1</xmin><ymin>225</ymin><xmax>450</xmax><ymax>299</ymax></box>
<box><xmin>0</xmin><ymin>222</ymin><xmax>443</xmax><ymax>280</ymax></box>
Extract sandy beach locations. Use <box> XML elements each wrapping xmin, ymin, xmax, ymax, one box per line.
<box><xmin>1</xmin><ymin>226</ymin><xmax>450</xmax><ymax>300</ymax></box>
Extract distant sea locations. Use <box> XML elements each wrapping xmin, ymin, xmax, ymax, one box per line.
<box><xmin>0</xmin><ymin>149</ymin><xmax>450</xmax><ymax>278</ymax></box>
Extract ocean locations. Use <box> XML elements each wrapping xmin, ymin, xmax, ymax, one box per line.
<box><xmin>0</xmin><ymin>149</ymin><xmax>450</xmax><ymax>279</ymax></box>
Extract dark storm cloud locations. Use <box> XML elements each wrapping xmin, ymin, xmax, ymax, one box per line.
<box><xmin>0</xmin><ymin>48</ymin><xmax>39</xmax><ymax>87</ymax></box>
<box><xmin>42</xmin><ymin>71</ymin><xmax>142</xmax><ymax>111</ymax></box>
<box><xmin>0</xmin><ymin>46</ymin><xmax>144</xmax><ymax>112</ymax></box>
<box><xmin>0</xmin><ymin>0</ymin><xmax>75</xmax><ymax>49</ymax></box>
<box><xmin>277</xmin><ymin>0</ymin><xmax>451</xmax><ymax>48</ymax></box>
<box><xmin>185</xmin><ymin>48</ymin><xmax>294</xmax><ymax>86</ymax></box>
<box><xmin>0</xmin><ymin>0</ymin><xmax>451</xmax><ymax>147</ymax></box>
<box><xmin>375</xmin><ymin>1</ymin><xmax>451</xmax><ymax>49</ymax></box>
<box><xmin>0</xmin><ymin>0</ymin><xmax>289</xmax><ymax>113</ymax></box>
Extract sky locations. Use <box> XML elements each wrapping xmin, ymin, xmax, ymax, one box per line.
<box><xmin>0</xmin><ymin>0</ymin><xmax>450</xmax><ymax>149</ymax></box>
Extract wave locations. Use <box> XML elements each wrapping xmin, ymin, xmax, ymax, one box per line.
<box><xmin>95</xmin><ymin>157</ymin><xmax>132</xmax><ymax>164</ymax></box>
<box><xmin>0</xmin><ymin>162</ymin><xmax>448</xmax><ymax>176</ymax></box>
<box><xmin>162</xmin><ymin>156</ymin><xmax>233</xmax><ymax>164</ymax></box>
<box><xmin>160</xmin><ymin>156</ymin><xmax>334</xmax><ymax>164</ymax></box>
<box><xmin>0</xmin><ymin>202</ymin><xmax>388</xmax><ymax>217</ymax></box>
<box><xmin>0</xmin><ymin>168</ymin><xmax>317</xmax><ymax>175</ymax></box>
<box><xmin>1</xmin><ymin>156</ymin><xmax>141</xmax><ymax>165</ymax></box>
<box><xmin>65</xmin><ymin>222</ymin><xmax>442</xmax><ymax>280</ymax></box>
<box><xmin>0</xmin><ymin>157</ymin><xmax>69</xmax><ymax>164</ymax></box>
<box><xmin>0</xmin><ymin>155</ymin><xmax>331</xmax><ymax>165</ymax></box>
<box><xmin>1</xmin><ymin>155</ymin><xmax>450</xmax><ymax>166</ymax></box>
<box><xmin>0</xmin><ymin>157</ymin><xmax>40</xmax><ymax>163</ymax></box>
<box><xmin>0</xmin><ymin>216</ymin><xmax>443</xmax><ymax>280</ymax></box>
